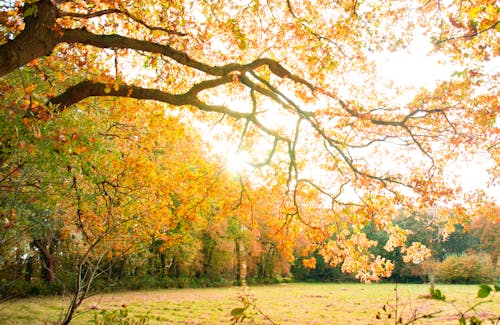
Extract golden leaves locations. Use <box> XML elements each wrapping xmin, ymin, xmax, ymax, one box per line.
<box><xmin>401</xmin><ymin>242</ymin><xmax>431</xmax><ymax>264</ymax></box>
<box><xmin>384</xmin><ymin>225</ymin><xmax>410</xmax><ymax>252</ymax></box>
<box><xmin>318</xmin><ymin>233</ymin><xmax>392</xmax><ymax>283</ymax></box>
<box><xmin>2</xmin><ymin>0</ymin><xmax>498</xmax><ymax>283</ymax></box>
<box><xmin>302</xmin><ymin>257</ymin><xmax>317</xmax><ymax>269</ymax></box>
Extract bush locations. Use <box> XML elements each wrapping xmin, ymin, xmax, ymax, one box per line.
<box><xmin>437</xmin><ymin>254</ymin><xmax>494</xmax><ymax>284</ymax></box>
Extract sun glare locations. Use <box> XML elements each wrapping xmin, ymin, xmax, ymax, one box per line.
<box><xmin>226</xmin><ymin>151</ymin><xmax>248</xmax><ymax>173</ymax></box>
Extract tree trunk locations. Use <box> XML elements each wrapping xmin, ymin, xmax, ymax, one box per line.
<box><xmin>491</xmin><ymin>254</ymin><xmax>498</xmax><ymax>278</ymax></box>
<box><xmin>24</xmin><ymin>256</ymin><xmax>34</xmax><ymax>282</ymax></box>
<box><xmin>32</xmin><ymin>239</ymin><xmax>56</xmax><ymax>284</ymax></box>
<box><xmin>234</xmin><ymin>239</ymin><xmax>247</xmax><ymax>286</ymax></box>
<box><xmin>0</xmin><ymin>0</ymin><xmax>59</xmax><ymax>76</ymax></box>
<box><xmin>61</xmin><ymin>256</ymin><xmax>104</xmax><ymax>325</ymax></box>
<box><xmin>159</xmin><ymin>252</ymin><xmax>166</xmax><ymax>278</ymax></box>
<box><xmin>235</xmin><ymin>239</ymin><xmax>241</xmax><ymax>284</ymax></box>
<box><xmin>429</xmin><ymin>273</ymin><xmax>435</xmax><ymax>292</ymax></box>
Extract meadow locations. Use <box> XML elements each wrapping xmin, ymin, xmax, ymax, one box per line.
<box><xmin>0</xmin><ymin>283</ymin><xmax>498</xmax><ymax>324</ymax></box>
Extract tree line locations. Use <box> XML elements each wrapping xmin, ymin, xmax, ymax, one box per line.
<box><xmin>1</xmin><ymin>1</ymin><xmax>498</xmax><ymax>322</ymax></box>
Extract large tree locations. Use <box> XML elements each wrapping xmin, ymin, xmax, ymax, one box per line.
<box><xmin>1</xmin><ymin>0</ymin><xmax>498</xmax><ymax>282</ymax></box>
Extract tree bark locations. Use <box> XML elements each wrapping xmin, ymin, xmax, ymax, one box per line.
<box><xmin>32</xmin><ymin>238</ymin><xmax>57</xmax><ymax>284</ymax></box>
<box><xmin>159</xmin><ymin>252</ymin><xmax>166</xmax><ymax>278</ymax></box>
<box><xmin>24</xmin><ymin>256</ymin><xmax>34</xmax><ymax>282</ymax></box>
<box><xmin>235</xmin><ymin>239</ymin><xmax>241</xmax><ymax>284</ymax></box>
<box><xmin>0</xmin><ymin>0</ymin><xmax>59</xmax><ymax>76</ymax></box>
<box><xmin>234</xmin><ymin>239</ymin><xmax>247</xmax><ymax>286</ymax></box>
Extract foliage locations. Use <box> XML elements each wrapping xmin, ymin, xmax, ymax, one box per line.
<box><xmin>291</xmin><ymin>250</ymin><xmax>355</xmax><ymax>282</ymax></box>
<box><xmin>471</xmin><ymin>208</ymin><xmax>500</xmax><ymax>273</ymax></box>
<box><xmin>477</xmin><ymin>283</ymin><xmax>498</xmax><ymax>299</ymax></box>
<box><xmin>430</xmin><ymin>287</ymin><xmax>447</xmax><ymax>301</ymax></box>
<box><xmin>0</xmin><ymin>1</ymin><xmax>499</xmax><ymax>320</ymax></box>
<box><xmin>91</xmin><ymin>306</ymin><xmax>150</xmax><ymax>325</ymax></box>
<box><xmin>230</xmin><ymin>290</ymin><xmax>277</xmax><ymax>325</ymax></box>
<box><xmin>456</xmin><ymin>284</ymin><xmax>499</xmax><ymax>325</ymax></box>
<box><xmin>377</xmin><ymin>284</ymin><xmax>500</xmax><ymax>325</ymax></box>
<box><xmin>437</xmin><ymin>254</ymin><xmax>494</xmax><ymax>284</ymax></box>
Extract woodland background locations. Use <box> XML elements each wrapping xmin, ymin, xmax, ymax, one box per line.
<box><xmin>0</xmin><ymin>1</ymin><xmax>499</xmax><ymax>322</ymax></box>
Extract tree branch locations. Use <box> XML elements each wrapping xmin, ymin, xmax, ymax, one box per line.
<box><xmin>58</xmin><ymin>8</ymin><xmax>187</xmax><ymax>36</ymax></box>
<box><xmin>0</xmin><ymin>0</ymin><xmax>59</xmax><ymax>76</ymax></box>
<box><xmin>50</xmin><ymin>77</ymin><xmax>245</xmax><ymax>116</ymax></box>
<box><xmin>48</xmin><ymin>78</ymin><xmax>290</xmax><ymax>144</ymax></box>
<box><xmin>60</xmin><ymin>28</ymin><xmax>309</xmax><ymax>83</ymax></box>
<box><xmin>434</xmin><ymin>20</ymin><xmax>500</xmax><ymax>45</ymax></box>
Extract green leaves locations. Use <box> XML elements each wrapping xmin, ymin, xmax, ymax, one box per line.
<box><xmin>477</xmin><ymin>284</ymin><xmax>492</xmax><ymax>298</ymax></box>
<box><xmin>429</xmin><ymin>288</ymin><xmax>446</xmax><ymax>301</ymax></box>
<box><xmin>460</xmin><ymin>315</ymin><xmax>483</xmax><ymax>325</ymax></box>
<box><xmin>230</xmin><ymin>307</ymin><xmax>247</xmax><ymax>317</ymax></box>
<box><xmin>230</xmin><ymin>307</ymin><xmax>248</xmax><ymax>323</ymax></box>
<box><xmin>24</xmin><ymin>5</ymin><xmax>38</xmax><ymax>18</ymax></box>
<box><xmin>477</xmin><ymin>283</ymin><xmax>499</xmax><ymax>298</ymax></box>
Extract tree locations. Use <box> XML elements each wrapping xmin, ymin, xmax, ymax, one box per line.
<box><xmin>1</xmin><ymin>0</ymin><xmax>498</xmax><ymax>283</ymax></box>
<box><xmin>471</xmin><ymin>198</ymin><xmax>500</xmax><ymax>275</ymax></box>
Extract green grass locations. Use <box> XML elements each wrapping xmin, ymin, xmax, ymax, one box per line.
<box><xmin>0</xmin><ymin>283</ymin><xmax>498</xmax><ymax>324</ymax></box>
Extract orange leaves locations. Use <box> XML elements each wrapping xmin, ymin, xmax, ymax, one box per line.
<box><xmin>1</xmin><ymin>0</ymin><xmax>498</xmax><ymax>285</ymax></box>
<box><xmin>449</xmin><ymin>15</ymin><xmax>465</xmax><ymax>29</ymax></box>
<box><xmin>24</xmin><ymin>84</ymin><xmax>36</xmax><ymax>96</ymax></box>
<box><xmin>401</xmin><ymin>242</ymin><xmax>431</xmax><ymax>264</ymax></box>
<box><xmin>383</xmin><ymin>225</ymin><xmax>410</xmax><ymax>252</ymax></box>
<box><xmin>302</xmin><ymin>257</ymin><xmax>317</xmax><ymax>269</ymax></box>
<box><xmin>319</xmin><ymin>232</ymin><xmax>393</xmax><ymax>283</ymax></box>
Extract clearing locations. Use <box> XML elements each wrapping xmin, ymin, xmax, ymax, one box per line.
<box><xmin>0</xmin><ymin>283</ymin><xmax>498</xmax><ymax>324</ymax></box>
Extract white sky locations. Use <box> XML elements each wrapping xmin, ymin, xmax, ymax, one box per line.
<box><xmin>374</xmin><ymin>34</ymin><xmax>454</xmax><ymax>88</ymax></box>
<box><xmin>201</xmin><ymin>21</ymin><xmax>499</xmax><ymax>201</ymax></box>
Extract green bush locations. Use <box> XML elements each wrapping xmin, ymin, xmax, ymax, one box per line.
<box><xmin>437</xmin><ymin>254</ymin><xmax>494</xmax><ymax>284</ymax></box>
<box><xmin>91</xmin><ymin>306</ymin><xmax>150</xmax><ymax>325</ymax></box>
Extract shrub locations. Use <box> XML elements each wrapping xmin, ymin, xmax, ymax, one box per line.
<box><xmin>437</xmin><ymin>254</ymin><xmax>494</xmax><ymax>284</ymax></box>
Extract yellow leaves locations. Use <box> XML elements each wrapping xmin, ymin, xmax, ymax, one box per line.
<box><xmin>401</xmin><ymin>242</ymin><xmax>431</xmax><ymax>264</ymax></box>
<box><xmin>468</xmin><ymin>6</ymin><xmax>482</xmax><ymax>22</ymax></box>
<box><xmin>302</xmin><ymin>257</ymin><xmax>317</xmax><ymax>269</ymax></box>
<box><xmin>104</xmin><ymin>82</ymin><xmax>120</xmax><ymax>93</ymax></box>
<box><xmin>464</xmin><ymin>3</ymin><xmax>500</xmax><ymax>35</ymax></box>
<box><xmin>383</xmin><ymin>225</ymin><xmax>410</xmax><ymax>252</ymax></box>
<box><xmin>72</xmin><ymin>145</ymin><xmax>88</xmax><ymax>155</ymax></box>
<box><xmin>227</xmin><ymin>18</ymin><xmax>247</xmax><ymax>50</ymax></box>
<box><xmin>472</xmin><ymin>96</ymin><xmax>498</xmax><ymax>128</ymax></box>
<box><xmin>3</xmin><ymin>0</ymin><xmax>497</xmax><ymax>285</ymax></box>
<box><xmin>24</xmin><ymin>84</ymin><xmax>36</xmax><ymax>96</ymax></box>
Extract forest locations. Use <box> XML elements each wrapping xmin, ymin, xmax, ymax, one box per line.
<box><xmin>0</xmin><ymin>0</ymin><xmax>499</xmax><ymax>323</ymax></box>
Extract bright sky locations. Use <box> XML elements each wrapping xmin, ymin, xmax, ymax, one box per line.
<box><xmin>373</xmin><ymin>34</ymin><xmax>499</xmax><ymax>201</ymax></box>
<box><xmin>226</xmin><ymin>31</ymin><xmax>499</xmax><ymax>202</ymax></box>
<box><xmin>374</xmin><ymin>33</ymin><xmax>454</xmax><ymax>88</ymax></box>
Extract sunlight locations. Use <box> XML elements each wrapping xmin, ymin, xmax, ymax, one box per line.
<box><xmin>374</xmin><ymin>32</ymin><xmax>455</xmax><ymax>90</ymax></box>
<box><xmin>226</xmin><ymin>151</ymin><xmax>248</xmax><ymax>173</ymax></box>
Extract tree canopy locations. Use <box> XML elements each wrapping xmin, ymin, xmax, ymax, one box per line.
<box><xmin>0</xmin><ymin>0</ymin><xmax>499</xmax><ymax>284</ymax></box>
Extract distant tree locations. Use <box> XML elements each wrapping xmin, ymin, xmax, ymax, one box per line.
<box><xmin>471</xmin><ymin>202</ymin><xmax>500</xmax><ymax>275</ymax></box>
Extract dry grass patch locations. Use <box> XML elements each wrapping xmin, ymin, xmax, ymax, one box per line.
<box><xmin>0</xmin><ymin>283</ymin><xmax>498</xmax><ymax>324</ymax></box>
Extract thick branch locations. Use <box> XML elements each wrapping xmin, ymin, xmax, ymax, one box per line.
<box><xmin>0</xmin><ymin>0</ymin><xmax>59</xmax><ymax>76</ymax></box>
<box><xmin>60</xmin><ymin>28</ymin><xmax>305</xmax><ymax>81</ymax></box>
<box><xmin>0</xmin><ymin>0</ymin><xmax>308</xmax><ymax>91</ymax></box>
<box><xmin>50</xmin><ymin>77</ymin><xmax>248</xmax><ymax>118</ymax></box>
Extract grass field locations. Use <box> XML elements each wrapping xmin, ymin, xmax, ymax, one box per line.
<box><xmin>0</xmin><ymin>283</ymin><xmax>498</xmax><ymax>324</ymax></box>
